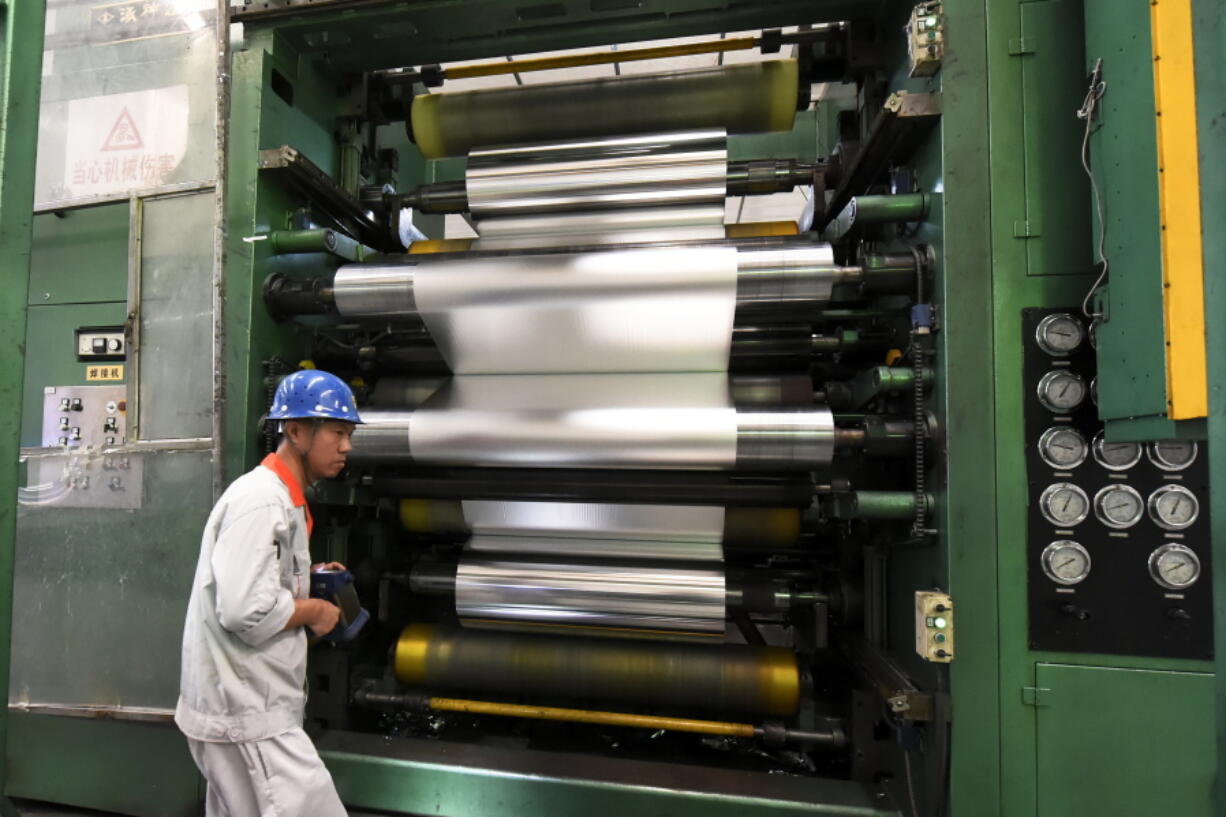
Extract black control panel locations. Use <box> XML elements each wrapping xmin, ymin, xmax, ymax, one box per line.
<box><xmin>1023</xmin><ymin>308</ymin><xmax>1213</xmax><ymax>659</ymax></box>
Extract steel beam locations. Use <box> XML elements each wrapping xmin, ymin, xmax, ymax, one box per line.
<box><xmin>0</xmin><ymin>0</ymin><xmax>46</xmax><ymax>813</ymax></box>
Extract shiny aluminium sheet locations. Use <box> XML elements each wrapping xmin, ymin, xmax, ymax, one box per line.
<box><xmin>409</xmin><ymin>372</ymin><xmax>737</xmax><ymax>469</ymax></box>
<box><xmin>461</xmin><ymin>499</ymin><xmax>725</xmax><ymax>562</ymax></box>
<box><xmin>465</xmin><ymin>534</ymin><xmax>723</xmax><ymax>563</ymax></box>
<box><xmin>454</xmin><ymin>555</ymin><xmax>727</xmax><ymax>640</ymax></box>
<box><xmin>410</xmin><ymin>247</ymin><xmax>739</xmax><ymax>375</ymax></box>
<box><xmin>470</xmin><ymin>204</ymin><xmax>726</xmax><ymax>251</ymax></box>
<box><xmin>460</xmin><ymin>499</ymin><xmax>725</xmax><ymax>543</ymax></box>
<box><xmin>466</xmin><ymin>130</ymin><xmax>728</xmax><ymax>218</ymax></box>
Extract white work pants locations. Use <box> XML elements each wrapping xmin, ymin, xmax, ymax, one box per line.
<box><xmin>187</xmin><ymin>728</ymin><xmax>347</xmax><ymax>817</ymax></box>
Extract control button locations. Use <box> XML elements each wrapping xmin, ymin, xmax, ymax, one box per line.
<box><xmin>70</xmin><ymin>398</ymin><xmax>83</xmax><ymax>411</ymax></box>
<box><xmin>108</xmin><ymin>338</ymin><xmax>123</xmax><ymax>352</ymax></box>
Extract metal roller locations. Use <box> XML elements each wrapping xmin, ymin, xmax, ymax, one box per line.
<box><xmin>466</xmin><ymin>130</ymin><xmax>728</xmax><ymax>218</ymax></box>
<box><xmin>409</xmin><ymin>60</ymin><xmax>800</xmax><ymax>159</ymax></box>
<box><xmin>735</xmin><ymin>245</ymin><xmax>841</xmax><ymax>314</ymax></box>
<box><xmin>455</xmin><ymin>556</ymin><xmax>726</xmax><ymax>640</ymax></box>
<box><xmin>393</xmin><ymin>623</ymin><xmax>800</xmax><ymax>716</ymax></box>
<box><xmin>349</xmin><ymin>374</ymin><xmax>835</xmax><ymax>471</ymax></box>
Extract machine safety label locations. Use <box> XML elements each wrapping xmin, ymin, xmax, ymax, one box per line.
<box><xmin>86</xmin><ymin>365</ymin><xmax>125</xmax><ymax>382</ymax></box>
<box><xmin>62</xmin><ymin>86</ymin><xmax>189</xmax><ymax>198</ymax></box>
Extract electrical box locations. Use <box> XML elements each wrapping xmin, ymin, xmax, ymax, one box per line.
<box><xmin>915</xmin><ymin>591</ymin><xmax>954</xmax><ymax>662</ymax></box>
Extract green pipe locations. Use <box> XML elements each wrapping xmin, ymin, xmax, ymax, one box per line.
<box><xmin>850</xmin><ymin>193</ymin><xmax>929</xmax><ymax>222</ymax></box>
<box><xmin>853</xmin><ymin>491</ymin><xmax>934</xmax><ymax>520</ymax></box>
<box><xmin>870</xmin><ymin>366</ymin><xmax>934</xmax><ymax>393</ymax></box>
<box><xmin>825</xmin><ymin>193</ymin><xmax>930</xmax><ymax>241</ymax></box>
<box><xmin>268</xmin><ymin>229</ymin><xmax>366</xmax><ymax>262</ymax></box>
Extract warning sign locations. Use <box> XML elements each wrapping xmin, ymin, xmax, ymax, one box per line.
<box><xmin>100</xmin><ymin>108</ymin><xmax>144</xmax><ymax>152</ymax></box>
<box><xmin>62</xmin><ymin>86</ymin><xmax>189</xmax><ymax>198</ymax></box>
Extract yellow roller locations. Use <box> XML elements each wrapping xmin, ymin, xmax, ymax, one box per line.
<box><xmin>395</xmin><ymin>623</ymin><xmax>800</xmax><ymax>717</ymax></box>
<box><xmin>411</xmin><ymin>60</ymin><xmax>801</xmax><ymax>160</ymax></box>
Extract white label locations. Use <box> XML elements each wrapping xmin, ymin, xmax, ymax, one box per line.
<box><xmin>62</xmin><ymin>85</ymin><xmax>189</xmax><ymax>198</ymax></box>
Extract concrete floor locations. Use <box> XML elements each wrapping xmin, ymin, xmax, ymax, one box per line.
<box><xmin>14</xmin><ymin>800</ymin><xmax>388</xmax><ymax>816</ymax></box>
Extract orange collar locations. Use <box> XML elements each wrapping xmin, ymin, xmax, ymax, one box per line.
<box><xmin>261</xmin><ymin>453</ymin><xmax>314</xmax><ymax>536</ymax></box>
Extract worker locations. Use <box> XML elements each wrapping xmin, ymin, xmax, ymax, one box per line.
<box><xmin>175</xmin><ymin>369</ymin><xmax>362</xmax><ymax>816</ymax></box>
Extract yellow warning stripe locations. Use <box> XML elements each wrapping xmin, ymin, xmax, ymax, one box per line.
<box><xmin>1151</xmin><ymin>0</ymin><xmax>1207</xmax><ymax>419</ymax></box>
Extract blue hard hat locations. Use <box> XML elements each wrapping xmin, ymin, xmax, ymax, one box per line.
<box><xmin>267</xmin><ymin>370</ymin><xmax>363</xmax><ymax>424</ymax></box>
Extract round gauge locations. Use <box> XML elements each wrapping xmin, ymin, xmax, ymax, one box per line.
<box><xmin>1091</xmin><ymin>431</ymin><xmax>1142</xmax><ymax>471</ymax></box>
<box><xmin>1038</xmin><ymin>427</ymin><xmax>1088</xmax><ymax>470</ymax></box>
<box><xmin>1093</xmin><ymin>484</ymin><xmax>1144</xmax><ymax>529</ymax></box>
<box><xmin>1035</xmin><ymin>313</ymin><xmax>1085</xmax><ymax>356</ymax></box>
<box><xmin>1041</xmin><ymin>540</ymin><xmax>1092</xmax><ymax>586</ymax></box>
<box><xmin>1147</xmin><ymin>485</ymin><xmax>1200</xmax><ymax>531</ymax></box>
<box><xmin>1036</xmin><ymin>371</ymin><xmax>1087</xmax><ymax>414</ymax></box>
<box><xmin>1146</xmin><ymin>440</ymin><xmax>1198</xmax><ymax>471</ymax></box>
<box><xmin>1148</xmin><ymin>543</ymin><xmax>1201</xmax><ymax>590</ymax></box>
<box><xmin>1090</xmin><ymin>376</ymin><xmax>1098</xmax><ymax>407</ymax></box>
<box><xmin>1088</xmin><ymin>320</ymin><xmax>1099</xmax><ymax>350</ymax></box>
<box><xmin>1039</xmin><ymin>483</ymin><xmax>1090</xmax><ymax>527</ymax></box>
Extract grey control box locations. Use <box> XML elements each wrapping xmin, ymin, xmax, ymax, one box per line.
<box><xmin>75</xmin><ymin>326</ymin><xmax>126</xmax><ymax>361</ymax></box>
<box><xmin>31</xmin><ymin>385</ymin><xmax>142</xmax><ymax>509</ymax></box>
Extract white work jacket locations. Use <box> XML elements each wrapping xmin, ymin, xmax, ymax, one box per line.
<box><xmin>175</xmin><ymin>455</ymin><xmax>314</xmax><ymax>743</ymax></box>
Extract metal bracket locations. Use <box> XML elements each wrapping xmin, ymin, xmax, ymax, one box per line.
<box><xmin>258</xmin><ymin>145</ymin><xmax>399</xmax><ymax>252</ymax></box>
<box><xmin>820</xmin><ymin>92</ymin><xmax>942</xmax><ymax>229</ymax></box>
<box><xmin>1008</xmin><ymin>38</ymin><xmax>1036</xmax><ymax>56</ymax></box>
<box><xmin>840</xmin><ymin>634</ymin><xmax>935</xmax><ymax>721</ymax></box>
<box><xmin>1021</xmin><ymin>686</ymin><xmax>1052</xmax><ymax>707</ymax></box>
<box><xmin>1013</xmin><ymin>220</ymin><xmax>1040</xmax><ymax>238</ymax></box>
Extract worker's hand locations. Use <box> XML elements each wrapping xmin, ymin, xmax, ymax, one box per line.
<box><xmin>312</xmin><ymin>561</ymin><xmax>346</xmax><ymax>572</ymax></box>
<box><xmin>307</xmin><ymin>598</ymin><xmax>342</xmax><ymax>636</ymax></box>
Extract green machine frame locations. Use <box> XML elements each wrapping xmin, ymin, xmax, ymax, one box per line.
<box><xmin>0</xmin><ymin>1</ymin><xmax>1222</xmax><ymax>815</ymax></box>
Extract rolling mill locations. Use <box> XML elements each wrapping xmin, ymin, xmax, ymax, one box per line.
<box><xmin>249</xmin><ymin>21</ymin><xmax>945</xmax><ymax>811</ymax></box>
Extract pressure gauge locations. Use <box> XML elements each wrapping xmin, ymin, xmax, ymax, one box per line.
<box><xmin>1039</xmin><ymin>483</ymin><xmax>1090</xmax><ymax>527</ymax></box>
<box><xmin>1146</xmin><ymin>440</ymin><xmax>1198</xmax><ymax>471</ymax></box>
<box><xmin>1041</xmin><ymin>540</ymin><xmax>1092</xmax><ymax>586</ymax></box>
<box><xmin>1093</xmin><ymin>484</ymin><xmax>1144</xmax><ymax>529</ymax></box>
<box><xmin>1091</xmin><ymin>431</ymin><xmax>1142</xmax><ymax>471</ymax></box>
<box><xmin>1037</xmin><ymin>427</ymin><xmax>1088</xmax><ymax>470</ymax></box>
<box><xmin>1035</xmin><ymin>313</ymin><xmax>1085</xmax><ymax>356</ymax></box>
<box><xmin>1148</xmin><ymin>543</ymin><xmax>1201</xmax><ymax>590</ymax></box>
<box><xmin>1147</xmin><ymin>485</ymin><xmax>1200</xmax><ymax>531</ymax></box>
<box><xmin>1090</xmin><ymin>376</ymin><xmax>1098</xmax><ymax>407</ymax></box>
<box><xmin>1036</xmin><ymin>371</ymin><xmax>1087</xmax><ymax>414</ymax></box>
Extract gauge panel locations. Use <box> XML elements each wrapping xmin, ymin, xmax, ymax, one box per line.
<box><xmin>1022</xmin><ymin>308</ymin><xmax>1212</xmax><ymax>659</ymax></box>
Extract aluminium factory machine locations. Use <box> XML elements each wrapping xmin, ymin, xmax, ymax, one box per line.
<box><xmin>0</xmin><ymin>1</ymin><xmax>1221</xmax><ymax>817</ymax></box>
<box><xmin>259</xmin><ymin>39</ymin><xmax>939</xmax><ymax>812</ymax></box>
